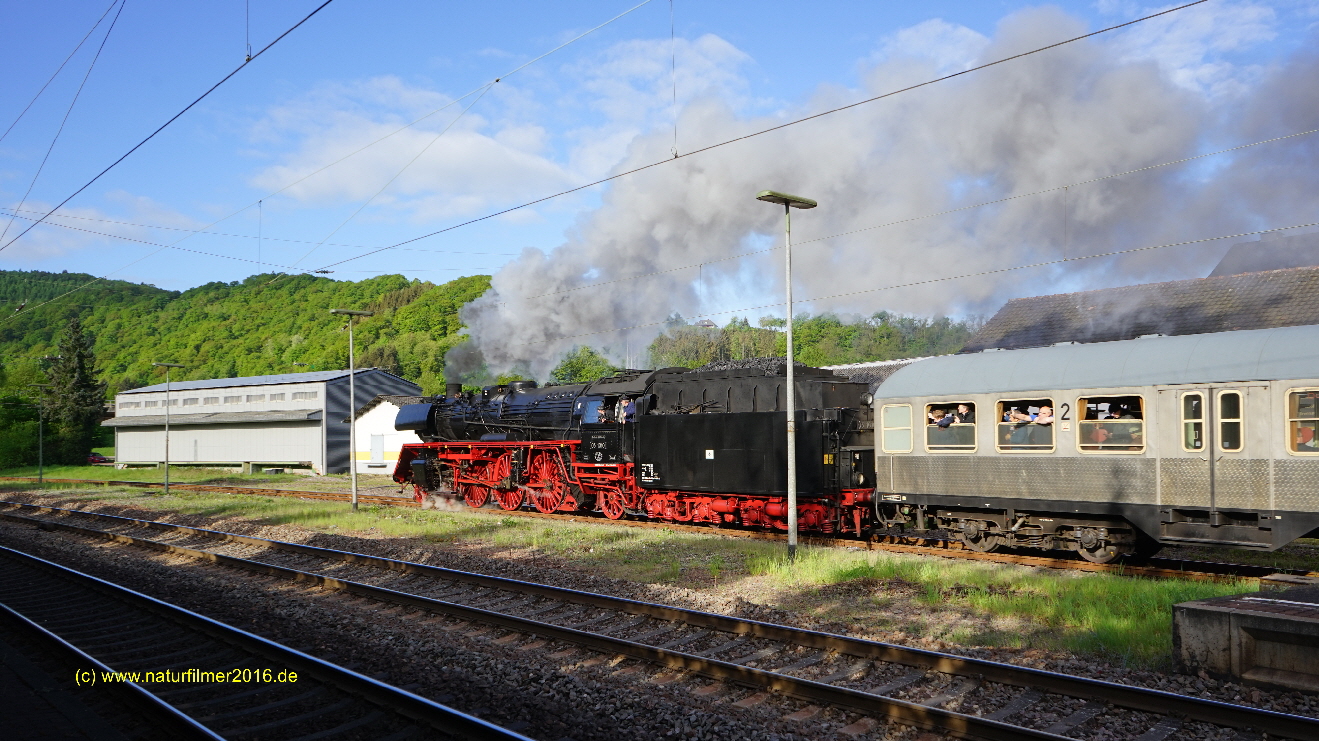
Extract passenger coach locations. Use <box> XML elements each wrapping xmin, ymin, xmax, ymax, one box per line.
<box><xmin>871</xmin><ymin>324</ymin><xmax>1319</xmax><ymax>562</ymax></box>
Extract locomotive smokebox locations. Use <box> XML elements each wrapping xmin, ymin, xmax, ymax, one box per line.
<box><xmin>445</xmin><ymin>383</ymin><xmax>462</xmax><ymax>398</ymax></box>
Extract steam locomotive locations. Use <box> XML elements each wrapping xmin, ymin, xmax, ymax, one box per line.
<box><xmin>392</xmin><ymin>364</ymin><xmax>878</xmax><ymax>536</ymax></box>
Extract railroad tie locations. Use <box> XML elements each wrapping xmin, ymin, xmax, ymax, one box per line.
<box><xmin>920</xmin><ymin>678</ymin><xmax>981</xmax><ymax>708</ymax></box>
<box><xmin>816</xmin><ymin>660</ymin><xmax>871</xmax><ymax>683</ymax></box>
<box><xmin>1045</xmin><ymin>700</ymin><xmax>1106</xmax><ymax>735</ymax></box>
<box><xmin>727</xmin><ymin>647</ymin><xmax>779</xmax><ymax>666</ymax></box>
<box><xmin>1132</xmin><ymin>717</ymin><xmax>1183</xmax><ymax>741</ymax></box>
<box><xmin>775</xmin><ymin>651</ymin><xmax>826</xmax><ymax>674</ymax></box>
<box><xmin>984</xmin><ymin>689</ymin><xmax>1042</xmax><ymax>721</ymax></box>
<box><xmin>696</xmin><ymin>636</ymin><xmax>748</xmax><ymax>658</ymax></box>
<box><xmin>657</xmin><ymin>630</ymin><xmax>708</xmax><ymax>650</ymax></box>
<box><xmin>864</xmin><ymin>668</ymin><xmax>927</xmax><ymax>697</ymax></box>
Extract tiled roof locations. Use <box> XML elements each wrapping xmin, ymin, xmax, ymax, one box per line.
<box><xmin>960</xmin><ymin>265</ymin><xmax>1319</xmax><ymax>352</ymax></box>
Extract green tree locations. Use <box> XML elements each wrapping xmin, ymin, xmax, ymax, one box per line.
<box><xmin>550</xmin><ymin>346</ymin><xmax>618</xmax><ymax>384</ymax></box>
<box><xmin>41</xmin><ymin>316</ymin><xmax>107</xmax><ymax>463</ymax></box>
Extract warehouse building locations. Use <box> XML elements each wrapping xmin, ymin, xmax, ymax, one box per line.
<box><xmin>346</xmin><ymin>394</ymin><xmax>426</xmax><ymax>474</ymax></box>
<box><xmin>105</xmin><ymin>369</ymin><xmax>421</xmax><ymax>474</ymax></box>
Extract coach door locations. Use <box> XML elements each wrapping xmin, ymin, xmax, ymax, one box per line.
<box><xmin>1158</xmin><ymin>384</ymin><xmax>1269</xmax><ymax>541</ymax></box>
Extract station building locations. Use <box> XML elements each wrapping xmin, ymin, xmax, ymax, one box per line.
<box><xmin>105</xmin><ymin>369</ymin><xmax>421</xmax><ymax>474</ymax></box>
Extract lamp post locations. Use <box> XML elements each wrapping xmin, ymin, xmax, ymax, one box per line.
<box><xmin>330</xmin><ymin>309</ymin><xmax>374</xmax><ymax>512</ymax></box>
<box><xmin>755</xmin><ymin>190</ymin><xmax>818</xmax><ymax>562</ymax></box>
<box><xmin>28</xmin><ymin>384</ymin><xmax>50</xmax><ymax>484</ymax></box>
<box><xmin>152</xmin><ymin>363</ymin><xmax>184</xmax><ymax>495</ymax></box>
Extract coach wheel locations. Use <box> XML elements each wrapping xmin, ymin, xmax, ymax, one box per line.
<box><xmin>494</xmin><ymin>488</ymin><xmax>525</xmax><ymax>511</ymax></box>
<box><xmin>599</xmin><ymin>489</ymin><xmax>626</xmax><ymax>520</ymax></box>
<box><xmin>461</xmin><ymin>484</ymin><xmax>490</xmax><ymax>509</ymax></box>
<box><xmin>1076</xmin><ymin>528</ymin><xmax>1121</xmax><ymax>563</ymax></box>
<box><xmin>956</xmin><ymin>519</ymin><xmax>1003</xmax><ymax>553</ymax></box>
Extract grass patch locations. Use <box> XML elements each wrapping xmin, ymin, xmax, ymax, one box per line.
<box><xmin>746</xmin><ymin>547</ymin><xmax>1254</xmax><ymax>666</ymax></box>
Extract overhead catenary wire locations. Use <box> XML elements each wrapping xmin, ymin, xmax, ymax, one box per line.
<box><xmin>0</xmin><ymin>0</ymin><xmax>120</xmax><ymax>147</ymax></box>
<box><xmin>511</xmin><ymin>219</ymin><xmax>1319</xmax><ymax>347</ymax></box>
<box><xmin>0</xmin><ymin>0</ymin><xmax>128</xmax><ymax>245</ymax></box>
<box><xmin>3</xmin><ymin>0</ymin><xmax>654</xmax><ymax>321</ymax></box>
<box><xmin>0</xmin><ymin>206</ymin><xmax>515</xmax><ymax>255</ymax></box>
<box><xmin>311</xmin><ymin>0</ymin><xmax>1209</xmax><ymax>273</ymax></box>
<box><xmin>0</xmin><ymin>0</ymin><xmax>338</xmax><ymax>255</ymax></box>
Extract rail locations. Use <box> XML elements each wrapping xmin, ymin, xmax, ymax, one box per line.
<box><xmin>0</xmin><ymin>541</ymin><xmax>535</xmax><ymax>741</ymax></box>
<box><xmin>5</xmin><ymin>502</ymin><xmax>1318</xmax><ymax>741</ymax></box>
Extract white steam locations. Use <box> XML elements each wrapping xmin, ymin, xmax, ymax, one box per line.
<box><xmin>458</xmin><ymin>5</ymin><xmax>1319</xmax><ymax>379</ymax></box>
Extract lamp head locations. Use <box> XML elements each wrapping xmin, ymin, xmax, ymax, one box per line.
<box><xmin>152</xmin><ymin>362</ymin><xmax>184</xmax><ymax>368</ymax></box>
<box><xmin>756</xmin><ymin>190</ymin><xmax>817</xmax><ymax>209</ymax></box>
<box><xmin>330</xmin><ymin>309</ymin><xmax>374</xmax><ymax>317</ymax></box>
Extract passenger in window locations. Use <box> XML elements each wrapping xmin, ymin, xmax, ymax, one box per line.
<box><xmin>1007</xmin><ymin>406</ymin><xmax>1052</xmax><ymax>425</ymax></box>
<box><xmin>928</xmin><ymin>409</ymin><xmax>953</xmax><ymax>428</ymax></box>
<box><xmin>1296</xmin><ymin>425</ymin><xmax>1319</xmax><ymax>453</ymax></box>
<box><xmin>954</xmin><ymin>404</ymin><xmax>974</xmax><ymax>424</ymax></box>
<box><xmin>1087</xmin><ymin>425</ymin><xmax>1113</xmax><ymax>447</ymax></box>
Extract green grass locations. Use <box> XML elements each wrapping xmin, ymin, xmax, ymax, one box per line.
<box><xmin>745</xmin><ymin>547</ymin><xmax>1254</xmax><ymax>665</ymax></box>
<box><xmin>0</xmin><ymin>485</ymin><xmax>1258</xmax><ymax>667</ymax></box>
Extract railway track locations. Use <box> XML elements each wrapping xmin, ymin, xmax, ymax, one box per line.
<box><xmin>0</xmin><ymin>540</ymin><xmax>534</xmax><ymax>741</ymax></box>
<box><xmin>5</xmin><ymin>502</ymin><xmax>1318</xmax><ymax>741</ymax></box>
<box><xmin>3</xmin><ymin>476</ymin><xmax>1314</xmax><ymax>584</ymax></box>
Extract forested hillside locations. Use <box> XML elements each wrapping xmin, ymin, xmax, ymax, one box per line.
<box><xmin>0</xmin><ymin>270</ymin><xmax>490</xmax><ymax>394</ymax></box>
<box><xmin>1</xmin><ymin>269</ymin><xmax>981</xmax><ymax>400</ymax></box>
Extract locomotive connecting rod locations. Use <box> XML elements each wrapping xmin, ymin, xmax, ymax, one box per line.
<box><xmin>757</xmin><ymin>190</ymin><xmax>818</xmax><ymax>561</ymax></box>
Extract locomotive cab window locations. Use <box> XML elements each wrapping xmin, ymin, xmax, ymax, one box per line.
<box><xmin>995</xmin><ymin>399</ymin><xmax>1055</xmax><ymax>452</ymax></box>
<box><xmin>924</xmin><ymin>402</ymin><xmax>975</xmax><ymax>451</ymax></box>
<box><xmin>1078</xmin><ymin>395</ymin><xmax>1145</xmax><ymax>453</ymax></box>
<box><xmin>880</xmin><ymin>404</ymin><xmax>913</xmax><ymax>453</ymax></box>
<box><xmin>1288</xmin><ymin>390</ymin><xmax>1319</xmax><ymax>454</ymax></box>
<box><xmin>576</xmin><ymin>396</ymin><xmax>613</xmax><ymax>424</ymax></box>
<box><xmin>1219</xmin><ymin>391</ymin><xmax>1243</xmax><ymax>451</ymax></box>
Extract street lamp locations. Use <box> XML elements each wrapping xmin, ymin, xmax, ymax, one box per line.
<box><xmin>28</xmin><ymin>384</ymin><xmax>50</xmax><ymax>484</ymax></box>
<box><xmin>755</xmin><ymin>190</ymin><xmax>818</xmax><ymax>562</ymax></box>
<box><xmin>152</xmin><ymin>363</ymin><xmax>185</xmax><ymax>495</ymax></box>
<box><xmin>330</xmin><ymin>308</ymin><xmax>374</xmax><ymax>512</ymax></box>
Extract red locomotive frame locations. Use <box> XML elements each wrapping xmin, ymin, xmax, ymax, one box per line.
<box><xmin>395</xmin><ymin>440</ymin><xmax>874</xmax><ymax>537</ymax></box>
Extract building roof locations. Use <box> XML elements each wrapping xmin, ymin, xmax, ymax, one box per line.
<box><xmin>960</xmin><ymin>265</ymin><xmax>1319</xmax><ymax>353</ymax></box>
<box><xmin>120</xmin><ymin>368</ymin><xmax>394</xmax><ymax>395</ymax></box>
<box><xmin>103</xmin><ymin>410</ymin><xmax>323</xmax><ymax>427</ymax></box>
<box><xmin>346</xmin><ymin>394</ymin><xmax>427</xmax><ymax>422</ymax></box>
<box><xmin>877</xmin><ymin>323</ymin><xmax>1319</xmax><ymax>399</ymax></box>
<box><xmin>1209</xmin><ymin>232</ymin><xmax>1319</xmax><ymax>277</ymax></box>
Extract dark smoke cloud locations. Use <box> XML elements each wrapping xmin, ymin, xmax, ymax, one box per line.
<box><xmin>458</xmin><ymin>5</ymin><xmax>1319</xmax><ymax>379</ymax></box>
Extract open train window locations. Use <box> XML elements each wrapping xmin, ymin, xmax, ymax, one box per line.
<box><xmin>1219</xmin><ymin>391</ymin><xmax>1243</xmax><ymax>451</ymax></box>
<box><xmin>1181</xmin><ymin>393</ymin><xmax>1203</xmax><ymax>451</ymax></box>
<box><xmin>880</xmin><ymin>404</ymin><xmax>913</xmax><ymax>453</ymax></box>
<box><xmin>1078</xmin><ymin>395</ymin><xmax>1145</xmax><ymax>453</ymax></box>
<box><xmin>924</xmin><ymin>402</ymin><xmax>975</xmax><ymax>452</ymax></box>
<box><xmin>995</xmin><ymin>399</ymin><xmax>1054</xmax><ymax>452</ymax></box>
<box><xmin>1288</xmin><ymin>389</ymin><xmax>1319</xmax><ymax>455</ymax></box>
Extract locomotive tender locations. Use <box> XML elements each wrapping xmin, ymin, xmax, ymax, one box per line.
<box><xmin>393</xmin><ymin>323</ymin><xmax>1319</xmax><ymax>562</ymax></box>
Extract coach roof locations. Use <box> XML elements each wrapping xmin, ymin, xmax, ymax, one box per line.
<box><xmin>876</xmin><ymin>323</ymin><xmax>1319</xmax><ymax>398</ymax></box>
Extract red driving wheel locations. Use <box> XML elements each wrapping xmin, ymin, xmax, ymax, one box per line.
<box><xmin>461</xmin><ymin>484</ymin><xmax>489</xmax><ymax>509</ymax></box>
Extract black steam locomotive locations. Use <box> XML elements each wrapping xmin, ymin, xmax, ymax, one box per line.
<box><xmin>392</xmin><ymin>364</ymin><xmax>876</xmax><ymax>534</ymax></box>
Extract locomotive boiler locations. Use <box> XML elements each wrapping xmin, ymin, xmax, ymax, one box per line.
<box><xmin>392</xmin><ymin>363</ymin><xmax>877</xmax><ymax>535</ymax></box>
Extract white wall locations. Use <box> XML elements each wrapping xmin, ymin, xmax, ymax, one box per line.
<box><xmin>116</xmin><ymin>421</ymin><xmax>324</xmax><ymax>472</ymax></box>
<box><xmin>351</xmin><ymin>402</ymin><xmax>421</xmax><ymax>474</ymax></box>
<box><xmin>115</xmin><ymin>382</ymin><xmax>325</xmax><ymax>416</ymax></box>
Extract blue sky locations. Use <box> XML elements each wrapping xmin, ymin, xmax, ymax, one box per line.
<box><xmin>2</xmin><ymin>1</ymin><xmax>1318</xmax><ymax>362</ymax></box>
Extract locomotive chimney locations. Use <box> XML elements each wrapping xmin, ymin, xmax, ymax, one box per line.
<box><xmin>445</xmin><ymin>383</ymin><xmax>462</xmax><ymax>398</ymax></box>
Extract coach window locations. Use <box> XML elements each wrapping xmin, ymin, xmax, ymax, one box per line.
<box><xmin>1219</xmin><ymin>391</ymin><xmax>1244</xmax><ymax>451</ymax></box>
<box><xmin>924</xmin><ymin>402</ymin><xmax>975</xmax><ymax>451</ymax></box>
<box><xmin>881</xmin><ymin>404</ymin><xmax>913</xmax><ymax>453</ymax></box>
<box><xmin>1181</xmin><ymin>393</ymin><xmax>1204</xmax><ymax>451</ymax></box>
<box><xmin>1288</xmin><ymin>390</ymin><xmax>1319</xmax><ymax>454</ymax></box>
<box><xmin>1078</xmin><ymin>395</ymin><xmax>1145</xmax><ymax>453</ymax></box>
<box><xmin>995</xmin><ymin>399</ymin><xmax>1055</xmax><ymax>452</ymax></box>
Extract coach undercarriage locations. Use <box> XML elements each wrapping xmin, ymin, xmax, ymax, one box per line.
<box><xmin>399</xmin><ymin>441</ymin><xmax>875</xmax><ymax>537</ymax></box>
